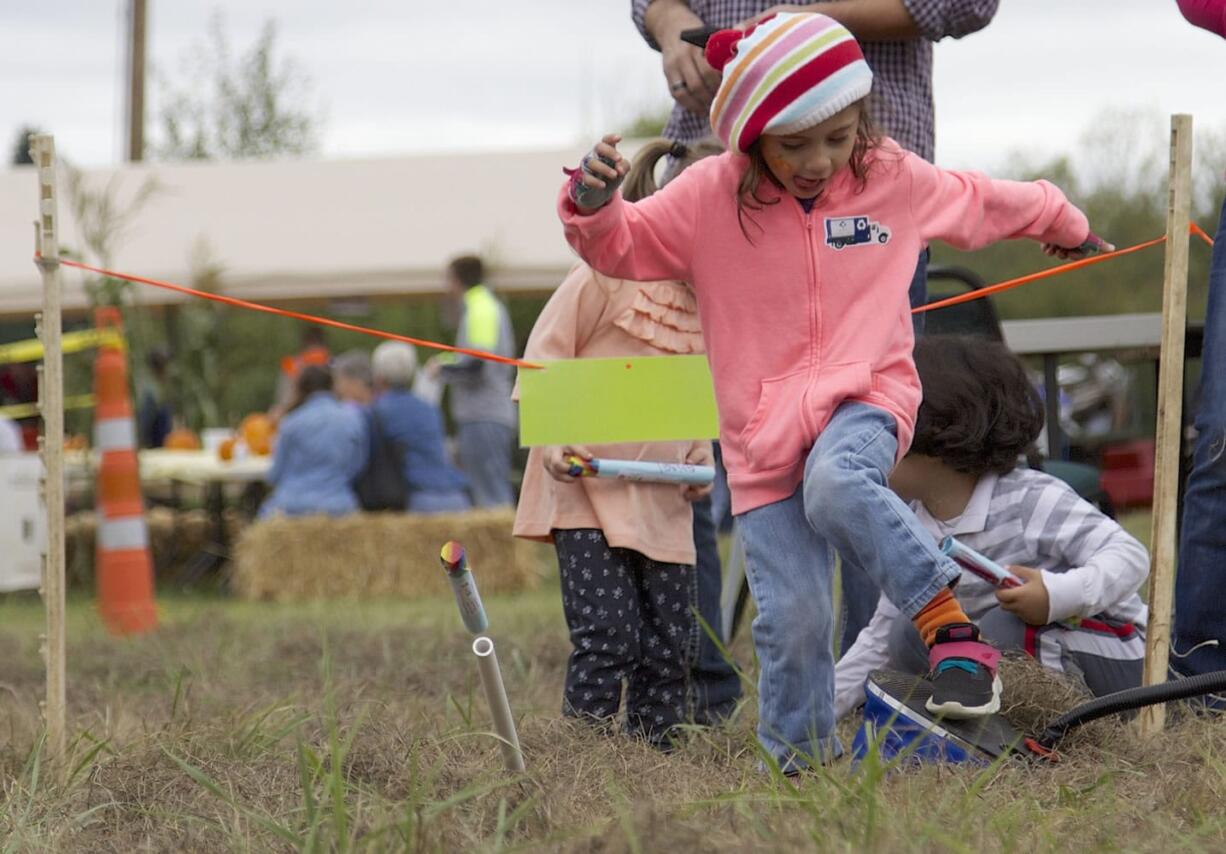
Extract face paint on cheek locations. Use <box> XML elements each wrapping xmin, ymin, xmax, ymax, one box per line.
<box><xmin>766</xmin><ymin>156</ymin><xmax>793</xmax><ymax>178</ymax></box>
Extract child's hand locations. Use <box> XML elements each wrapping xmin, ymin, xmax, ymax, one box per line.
<box><xmin>995</xmin><ymin>565</ymin><xmax>1050</xmax><ymax>626</ymax></box>
<box><xmin>543</xmin><ymin>445</ymin><xmax>593</xmax><ymax>483</ymax></box>
<box><xmin>582</xmin><ymin>135</ymin><xmax>628</xmax><ymax>189</ymax></box>
<box><xmin>1042</xmin><ymin>232</ymin><xmax>1115</xmax><ymax>261</ymax></box>
<box><xmin>681</xmin><ymin>443</ymin><xmax>715</xmax><ymax>502</ymax></box>
<box><xmin>568</xmin><ymin>135</ymin><xmax>629</xmax><ymax>213</ymax></box>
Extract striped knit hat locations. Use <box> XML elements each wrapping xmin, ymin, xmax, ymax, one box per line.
<box><xmin>707</xmin><ymin>13</ymin><xmax>873</xmax><ymax>156</ymax></box>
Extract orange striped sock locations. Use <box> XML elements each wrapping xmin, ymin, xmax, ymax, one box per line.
<box><xmin>913</xmin><ymin>588</ymin><xmax>971</xmax><ymax>647</ymax></box>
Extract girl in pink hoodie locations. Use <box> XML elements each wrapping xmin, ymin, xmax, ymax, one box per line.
<box><xmin>557</xmin><ymin>12</ymin><xmax>1107</xmax><ymax>772</ymax></box>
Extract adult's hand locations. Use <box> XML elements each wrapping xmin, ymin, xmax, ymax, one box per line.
<box><xmin>737</xmin><ymin>4</ymin><xmax>809</xmax><ymax>28</ymax></box>
<box><xmin>645</xmin><ymin>0</ymin><xmax>722</xmax><ymax>115</ymax></box>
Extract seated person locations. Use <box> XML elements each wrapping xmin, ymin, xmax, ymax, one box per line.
<box><xmin>259</xmin><ymin>364</ymin><xmax>366</xmax><ymax>519</ymax></box>
<box><xmin>835</xmin><ymin>336</ymin><xmax>1150</xmax><ymax>719</ymax></box>
<box><xmin>370</xmin><ymin>341</ymin><xmax>471</xmax><ymax>514</ymax></box>
<box><xmin>333</xmin><ymin>350</ymin><xmax>374</xmax><ymax>409</ymax></box>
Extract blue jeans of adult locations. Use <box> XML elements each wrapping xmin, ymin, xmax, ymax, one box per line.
<box><xmin>836</xmin><ymin>250</ymin><xmax>928</xmax><ymax>656</ymax></box>
<box><xmin>456</xmin><ymin>421</ymin><xmax>516</xmax><ymax>508</ymax></box>
<box><xmin>736</xmin><ymin>402</ymin><xmax>958</xmax><ymax>771</ymax></box>
<box><xmin>708</xmin><ymin>442</ymin><xmax>733</xmax><ymax>534</ymax></box>
<box><xmin>1172</xmin><ymin>192</ymin><xmax>1226</xmax><ymax>690</ymax></box>
<box><xmin>689</xmin><ymin>493</ymin><xmax>742</xmax><ymax>723</ymax></box>
<box><xmin>408</xmin><ymin>490</ymin><xmax>472</xmax><ymax>515</ymax></box>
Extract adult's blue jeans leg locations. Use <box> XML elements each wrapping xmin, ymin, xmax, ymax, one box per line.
<box><xmin>708</xmin><ymin>442</ymin><xmax>733</xmax><ymax>533</ymax></box>
<box><xmin>838</xmin><ymin>559</ymin><xmax>880</xmax><ymax>658</ymax></box>
<box><xmin>737</xmin><ymin>491</ymin><xmax>840</xmax><ymax>771</ymax></box>
<box><xmin>1173</xmin><ymin>191</ymin><xmax>1226</xmax><ymax>680</ymax></box>
<box><xmin>458</xmin><ymin>421</ymin><xmax>515</xmax><ymax>508</ymax></box>
<box><xmin>689</xmin><ymin>495</ymin><xmax>742</xmax><ymax>724</ymax></box>
<box><xmin>908</xmin><ymin>248</ymin><xmax>930</xmax><ymax>338</ymax></box>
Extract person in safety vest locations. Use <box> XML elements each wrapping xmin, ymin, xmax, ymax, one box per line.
<box><xmin>426</xmin><ymin>255</ymin><xmax>517</xmax><ymax>508</ymax></box>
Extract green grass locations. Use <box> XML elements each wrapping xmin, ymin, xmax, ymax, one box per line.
<box><xmin>1</xmin><ymin>544</ymin><xmax>1223</xmax><ymax>852</ymax></box>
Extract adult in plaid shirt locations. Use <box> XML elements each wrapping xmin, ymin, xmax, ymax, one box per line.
<box><xmin>633</xmin><ymin>0</ymin><xmax>999</xmax><ymax>163</ymax></box>
<box><xmin>633</xmin><ymin>0</ymin><xmax>999</xmax><ymax>661</ymax></box>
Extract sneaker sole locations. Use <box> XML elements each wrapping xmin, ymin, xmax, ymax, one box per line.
<box><xmin>924</xmin><ymin>675</ymin><xmax>1002</xmax><ymax>719</ymax></box>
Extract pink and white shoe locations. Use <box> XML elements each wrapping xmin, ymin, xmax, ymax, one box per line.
<box><xmin>925</xmin><ymin>623</ymin><xmax>1002</xmax><ymax>719</ymax></box>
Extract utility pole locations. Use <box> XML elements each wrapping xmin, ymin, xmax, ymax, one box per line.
<box><xmin>126</xmin><ymin>0</ymin><xmax>147</xmax><ymax>162</ymax></box>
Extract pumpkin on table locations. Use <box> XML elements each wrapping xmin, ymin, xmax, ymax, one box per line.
<box><xmin>239</xmin><ymin>413</ymin><xmax>276</xmax><ymax>456</ymax></box>
<box><xmin>164</xmin><ymin>428</ymin><xmax>201</xmax><ymax>451</ymax></box>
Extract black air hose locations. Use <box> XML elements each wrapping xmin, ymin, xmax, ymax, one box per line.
<box><xmin>1038</xmin><ymin>670</ymin><xmax>1226</xmax><ymax>748</ymax></box>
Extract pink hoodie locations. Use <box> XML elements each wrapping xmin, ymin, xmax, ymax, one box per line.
<box><xmin>558</xmin><ymin>140</ymin><xmax>1089</xmax><ymax>515</ymax></box>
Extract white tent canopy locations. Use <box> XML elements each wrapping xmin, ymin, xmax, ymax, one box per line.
<box><xmin>0</xmin><ymin>145</ymin><xmax>601</xmax><ymax>317</ymax></box>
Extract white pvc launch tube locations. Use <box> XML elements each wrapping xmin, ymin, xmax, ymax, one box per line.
<box><xmin>472</xmin><ymin>636</ymin><xmax>525</xmax><ymax>772</ymax></box>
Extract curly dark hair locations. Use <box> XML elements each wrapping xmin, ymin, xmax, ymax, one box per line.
<box><xmin>909</xmin><ymin>335</ymin><xmax>1045</xmax><ymax>476</ymax></box>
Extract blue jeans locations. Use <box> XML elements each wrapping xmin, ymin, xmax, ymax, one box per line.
<box><xmin>1173</xmin><ymin>192</ymin><xmax>1226</xmax><ymax>685</ymax></box>
<box><xmin>408</xmin><ymin>490</ymin><xmax>472</xmax><ymax>515</ymax></box>
<box><xmin>836</xmin><ymin>249</ymin><xmax>930</xmax><ymax>654</ymax></box>
<box><xmin>708</xmin><ymin>442</ymin><xmax>734</xmax><ymax>534</ymax></box>
<box><xmin>690</xmin><ymin>494</ymin><xmax>743</xmax><ymax>723</ymax></box>
<box><xmin>908</xmin><ymin>248</ymin><xmax>929</xmax><ymax>338</ymax></box>
<box><xmin>457</xmin><ymin>421</ymin><xmax>516</xmax><ymax>508</ymax></box>
<box><xmin>737</xmin><ymin>403</ymin><xmax>958</xmax><ymax>771</ymax></box>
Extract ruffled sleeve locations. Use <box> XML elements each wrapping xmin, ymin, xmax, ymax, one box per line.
<box><xmin>611</xmin><ymin>281</ymin><xmax>705</xmax><ymax>355</ymax></box>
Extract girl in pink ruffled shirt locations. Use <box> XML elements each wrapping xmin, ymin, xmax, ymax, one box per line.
<box><xmin>515</xmin><ymin>139</ymin><xmax>720</xmax><ymax>748</ymax></box>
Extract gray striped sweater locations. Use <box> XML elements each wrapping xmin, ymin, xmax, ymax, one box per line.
<box><xmin>834</xmin><ymin>466</ymin><xmax>1150</xmax><ymax>717</ymax></box>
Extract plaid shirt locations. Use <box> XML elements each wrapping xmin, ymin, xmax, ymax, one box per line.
<box><xmin>631</xmin><ymin>0</ymin><xmax>999</xmax><ymax>161</ymax></box>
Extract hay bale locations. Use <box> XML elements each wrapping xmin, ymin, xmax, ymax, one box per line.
<box><xmin>229</xmin><ymin>509</ymin><xmax>546</xmax><ymax>602</ymax></box>
<box><xmin>64</xmin><ymin>508</ymin><xmax>216</xmax><ymax>587</ymax></box>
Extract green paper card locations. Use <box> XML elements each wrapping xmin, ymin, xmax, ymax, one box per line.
<box><xmin>518</xmin><ymin>355</ymin><xmax>719</xmax><ymax>446</ymax></box>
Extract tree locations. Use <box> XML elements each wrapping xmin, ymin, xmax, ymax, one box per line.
<box><xmin>931</xmin><ymin>109</ymin><xmax>1222</xmax><ymax>325</ymax></box>
<box><xmin>11</xmin><ymin>126</ymin><xmax>40</xmax><ymax>165</ymax></box>
<box><xmin>144</xmin><ymin>13</ymin><xmax>323</xmax><ymax>428</ymax></box>
<box><xmin>155</xmin><ymin>14</ymin><xmax>321</xmax><ymax>161</ymax></box>
<box><xmin>622</xmin><ymin>107</ymin><xmax>672</xmax><ymax>139</ymax></box>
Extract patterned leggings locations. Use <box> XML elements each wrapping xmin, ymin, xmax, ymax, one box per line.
<box><xmin>554</xmin><ymin>529</ymin><xmax>697</xmax><ymax>745</ymax></box>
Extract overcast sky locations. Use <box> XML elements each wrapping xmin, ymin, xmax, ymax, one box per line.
<box><xmin>4</xmin><ymin>1</ymin><xmax>1224</xmax><ymax>175</ymax></box>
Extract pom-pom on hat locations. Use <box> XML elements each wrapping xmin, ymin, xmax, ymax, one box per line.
<box><xmin>705</xmin><ymin>12</ymin><xmax>873</xmax><ymax>156</ymax></box>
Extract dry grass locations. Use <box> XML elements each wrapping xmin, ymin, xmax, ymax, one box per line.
<box><xmin>230</xmin><ymin>510</ymin><xmax>549</xmax><ymax>602</ymax></box>
<box><xmin>1</xmin><ymin>585</ymin><xmax>1224</xmax><ymax>853</ymax></box>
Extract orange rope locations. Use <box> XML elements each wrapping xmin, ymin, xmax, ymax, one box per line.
<box><xmin>47</xmin><ymin>256</ymin><xmax>544</xmax><ymax>370</ymax></box>
<box><xmin>916</xmin><ymin>221</ymin><xmax>1214</xmax><ymax>315</ymax></box>
<box><xmin>913</xmin><ymin>236</ymin><xmax>1167</xmax><ymax>314</ymax></box>
<box><xmin>41</xmin><ymin>218</ymin><xmax>1218</xmax><ymax>350</ymax></box>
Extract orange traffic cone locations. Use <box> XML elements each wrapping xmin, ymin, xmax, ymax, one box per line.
<box><xmin>93</xmin><ymin>307</ymin><xmax>157</xmax><ymax>634</ymax></box>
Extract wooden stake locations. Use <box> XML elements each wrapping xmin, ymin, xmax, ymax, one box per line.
<box><xmin>1139</xmin><ymin>114</ymin><xmax>1193</xmax><ymax>737</ymax></box>
<box><xmin>126</xmin><ymin>0</ymin><xmax>147</xmax><ymax>162</ymax></box>
<box><xmin>31</xmin><ymin>134</ymin><xmax>67</xmax><ymax>761</ymax></box>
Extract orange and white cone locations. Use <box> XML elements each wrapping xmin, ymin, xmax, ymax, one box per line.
<box><xmin>93</xmin><ymin>307</ymin><xmax>157</xmax><ymax>635</ymax></box>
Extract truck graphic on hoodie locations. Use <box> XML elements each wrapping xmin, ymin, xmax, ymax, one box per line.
<box><xmin>824</xmin><ymin>216</ymin><xmax>891</xmax><ymax>249</ymax></box>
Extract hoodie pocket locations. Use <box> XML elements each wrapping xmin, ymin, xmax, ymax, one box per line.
<box><xmin>739</xmin><ymin>369</ymin><xmax>811</xmax><ymax>472</ymax></box>
<box><xmin>805</xmin><ymin>361</ymin><xmax>872</xmax><ymax>431</ymax></box>
<box><xmin>739</xmin><ymin>362</ymin><xmax>872</xmax><ymax>472</ymax></box>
